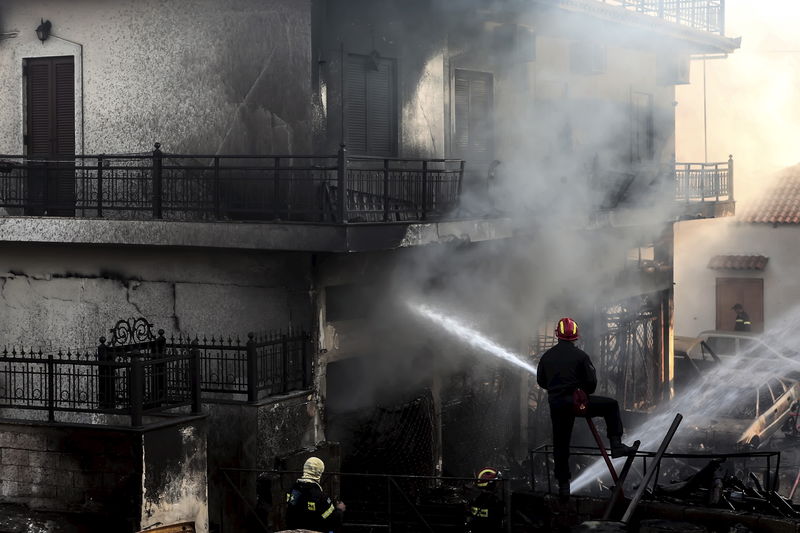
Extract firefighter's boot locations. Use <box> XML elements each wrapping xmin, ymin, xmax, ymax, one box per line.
<box><xmin>610</xmin><ymin>436</ymin><xmax>636</xmax><ymax>458</ymax></box>
<box><xmin>558</xmin><ymin>480</ymin><xmax>570</xmax><ymax>502</ymax></box>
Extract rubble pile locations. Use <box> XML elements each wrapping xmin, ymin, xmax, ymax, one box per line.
<box><xmin>654</xmin><ymin>458</ymin><xmax>799</xmax><ymax>519</ymax></box>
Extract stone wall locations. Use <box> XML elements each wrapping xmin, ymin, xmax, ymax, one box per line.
<box><xmin>0</xmin><ymin>417</ymin><xmax>209</xmax><ymax>531</ymax></box>
<box><xmin>0</xmin><ymin>422</ymin><xmax>141</xmax><ymax>529</ymax></box>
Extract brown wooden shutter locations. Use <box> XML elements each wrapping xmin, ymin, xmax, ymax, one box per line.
<box><xmin>344</xmin><ymin>54</ymin><xmax>396</xmax><ymax>156</ymax></box>
<box><xmin>453</xmin><ymin>69</ymin><xmax>494</xmax><ymax>162</ymax></box>
<box><xmin>54</xmin><ymin>58</ymin><xmax>76</xmax><ymax>157</ymax></box>
<box><xmin>27</xmin><ymin>61</ymin><xmax>53</xmax><ymax>158</ymax></box>
<box><xmin>25</xmin><ymin>56</ymin><xmax>75</xmax><ymax>215</ymax></box>
<box><xmin>345</xmin><ymin>57</ymin><xmax>368</xmax><ymax>155</ymax></box>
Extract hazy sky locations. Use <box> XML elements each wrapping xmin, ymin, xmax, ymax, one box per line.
<box><xmin>675</xmin><ymin>0</ymin><xmax>800</xmax><ymax>204</ymax></box>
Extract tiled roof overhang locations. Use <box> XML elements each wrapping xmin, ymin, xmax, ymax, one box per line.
<box><xmin>708</xmin><ymin>255</ymin><xmax>769</xmax><ymax>271</ymax></box>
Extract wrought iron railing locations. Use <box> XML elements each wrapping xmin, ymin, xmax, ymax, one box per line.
<box><xmin>0</xmin><ymin>145</ymin><xmax>464</xmax><ymax>224</ymax></box>
<box><xmin>178</xmin><ymin>329</ymin><xmax>312</xmax><ymax>401</ymax></box>
<box><xmin>0</xmin><ymin>345</ymin><xmax>200</xmax><ymax>426</ymax></box>
<box><xmin>603</xmin><ymin>0</ymin><xmax>725</xmax><ymax>34</ymax></box>
<box><xmin>0</xmin><ymin>318</ymin><xmax>311</xmax><ymax>425</ymax></box>
<box><xmin>674</xmin><ymin>156</ymin><xmax>733</xmax><ymax>203</ymax></box>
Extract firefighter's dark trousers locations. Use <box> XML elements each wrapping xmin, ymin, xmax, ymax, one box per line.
<box><xmin>549</xmin><ymin>395</ymin><xmax>625</xmax><ymax>483</ymax></box>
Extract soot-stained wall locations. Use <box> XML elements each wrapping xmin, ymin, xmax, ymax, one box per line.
<box><xmin>0</xmin><ymin>243</ymin><xmax>313</xmax><ymax>348</ymax></box>
<box><xmin>0</xmin><ymin>0</ymin><xmax>312</xmax><ymax>155</ymax></box>
<box><xmin>204</xmin><ymin>394</ymin><xmax>320</xmax><ymax>532</ymax></box>
<box><xmin>141</xmin><ymin>419</ymin><xmax>209</xmax><ymax>533</ymax></box>
<box><xmin>0</xmin><ymin>421</ymin><xmax>141</xmax><ymax>529</ymax></box>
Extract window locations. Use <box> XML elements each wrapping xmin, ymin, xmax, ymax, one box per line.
<box><xmin>570</xmin><ymin>42</ymin><xmax>605</xmax><ymax>75</ymax></box>
<box><xmin>632</xmin><ymin>92</ymin><xmax>654</xmax><ymax>162</ymax></box>
<box><xmin>344</xmin><ymin>53</ymin><xmax>397</xmax><ymax>156</ymax></box>
<box><xmin>453</xmin><ymin>69</ymin><xmax>494</xmax><ymax>163</ymax></box>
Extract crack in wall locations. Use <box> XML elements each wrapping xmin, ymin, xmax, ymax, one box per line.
<box><xmin>418</xmin><ymin>101</ymin><xmax>438</xmax><ymax>154</ymax></box>
<box><xmin>125</xmin><ymin>281</ymin><xmax>147</xmax><ymax>318</ymax></box>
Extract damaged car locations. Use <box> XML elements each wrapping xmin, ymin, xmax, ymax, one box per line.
<box><xmin>688</xmin><ymin>377</ymin><xmax>800</xmax><ymax>449</ymax></box>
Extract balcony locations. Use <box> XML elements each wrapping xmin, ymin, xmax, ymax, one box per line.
<box><xmin>674</xmin><ymin>156</ymin><xmax>734</xmax><ymax>218</ymax></box>
<box><xmin>0</xmin><ymin>145</ymin><xmax>463</xmax><ymax>225</ymax></box>
<box><xmin>602</xmin><ymin>0</ymin><xmax>725</xmax><ymax>34</ymax></box>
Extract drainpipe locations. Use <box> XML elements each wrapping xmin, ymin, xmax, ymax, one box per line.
<box><xmin>50</xmin><ymin>33</ymin><xmax>85</xmax><ymax>156</ymax></box>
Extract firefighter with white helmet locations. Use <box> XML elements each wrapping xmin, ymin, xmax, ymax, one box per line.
<box><xmin>285</xmin><ymin>457</ymin><xmax>345</xmax><ymax>532</ymax></box>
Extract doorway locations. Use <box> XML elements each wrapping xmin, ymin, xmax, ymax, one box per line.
<box><xmin>716</xmin><ymin>278</ymin><xmax>763</xmax><ymax>332</ymax></box>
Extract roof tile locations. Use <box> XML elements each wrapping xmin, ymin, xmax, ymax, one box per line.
<box><xmin>740</xmin><ymin>165</ymin><xmax>800</xmax><ymax>224</ymax></box>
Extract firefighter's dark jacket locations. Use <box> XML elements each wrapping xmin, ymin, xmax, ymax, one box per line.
<box><xmin>536</xmin><ymin>340</ymin><xmax>597</xmax><ymax>403</ymax></box>
<box><xmin>467</xmin><ymin>489</ymin><xmax>504</xmax><ymax>532</ymax></box>
<box><xmin>286</xmin><ymin>479</ymin><xmax>343</xmax><ymax>532</ymax></box>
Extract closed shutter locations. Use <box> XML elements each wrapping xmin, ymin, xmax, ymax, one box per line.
<box><xmin>54</xmin><ymin>59</ymin><xmax>76</xmax><ymax>157</ymax></box>
<box><xmin>25</xmin><ymin>56</ymin><xmax>75</xmax><ymax>215</ymax></box>
<box><xmin>27</xmin><ymin>61</ymin><xmax>52</xmax><ymax>158</ymax></box>
<box><xmin>632</xmin><ymin>92</ymin><xmax>654</xmax><ymax>162</ymax></box>
<box><xmin>453</xmin><ymin>69</ymin><xmax>493</xmax><ymax>162</ymax></box>
<box><xmin>345</xmin><ymin>54</ymin><xmax>396</xmax><ymax>156</ymax></box>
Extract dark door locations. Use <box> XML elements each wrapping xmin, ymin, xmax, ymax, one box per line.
<box><xmin>716</xmin><ymin>278</ymin><xmax>764</xmax><ymax>332</ymax></box>
<box><xmin>26</xmin><ymin>56</ymin><xmax>75</xmax><ymax>215</ymax></box>
<box><xmin>453</xmin><ymin>69</ymin><xmax>494</xmax><ymax>186</ymax></box>
<box><xmin>344</xmin><ymin>53</ymin><xmax>397</xmax><ymax>156</ymax></box>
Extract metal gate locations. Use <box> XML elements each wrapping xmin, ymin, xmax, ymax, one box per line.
<box><xmin>597</xmin><ymin>296</ymin><xmax>660</xmax><ymax>411</ymax></box>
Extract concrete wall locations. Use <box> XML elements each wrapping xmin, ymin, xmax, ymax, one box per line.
<box><xmin>205</xmin><ymin>393</ymin><xmax>319</xmax><ymax>532</ymax></box>
<box><xmin>674</xmin><ymin>218</ymin><xmax>800</xmax><ymax>336</ymax></box>
<box><xmin>141</xmin><ymin>419</ymin><xmax>209</xmax><ymax>533</ymax></box>
<box><xmin>0</xmin><ymin>243</ymin><xmax>313</xmax><ymax>348</ymax></box>
<box><xmin>0</xmin><ymin>421</ymin><xmax>140</xmax><ymax>529</ymax></box>
<box><xmin>0</xmin><ymin>0</ymin><xmax>312</xmax><ymax>155</ymax></box>
<box><xmin>316</xmin><ymin>1</ymin><xmax>678</xmax><ymax>163</ymax></box>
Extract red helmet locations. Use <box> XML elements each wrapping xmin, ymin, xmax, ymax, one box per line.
<box><xmin>555</xmin><ymin>317</ymin><xmax>579</xmax><ymax>341</ymax></box>
<box><xmin>476</xmin><ymin>467</ymin><xmax>501</xmax><ymax>487</ymax></box>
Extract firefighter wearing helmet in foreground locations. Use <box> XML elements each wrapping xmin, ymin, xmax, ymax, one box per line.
<box><xmin>285</xmin><ymin>457</ymin><xmax>345</xmax><ymax>532</ymax></box>
<box><xmin>536</xmin><ymin>317</ymin><xmax>635</xmax><ymax>499</ymax></box>
<box><xmin>465</xmin><ymin>467</ymin><xmax>505</xmax><ymax>533</ymax></box>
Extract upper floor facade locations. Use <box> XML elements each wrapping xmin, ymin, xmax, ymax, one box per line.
<box><xmin>0</xmin><ymin>0</ymin><xmax>739</xmax><ymax>252</ymax></box>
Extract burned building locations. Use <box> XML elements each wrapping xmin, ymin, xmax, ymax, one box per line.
<box><xmin>0</xmin><ymin>0</ymin><xmax>738</xmax><ymax>531</ymax></box>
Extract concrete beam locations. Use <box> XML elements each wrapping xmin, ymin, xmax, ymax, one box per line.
<box><xmin>0</xmin><ymin>217</ymin><xmax>513</xmax><ymax>253</ymax></box>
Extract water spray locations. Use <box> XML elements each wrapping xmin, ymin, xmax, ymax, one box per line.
<box><xmin>407</xmin><ymin>301</ymin><xmax>537</xmax><ymax>375</ymax></box>
<box><xmin>571</xmin><ymin>309</ymin><xmax>800</xmax><ymax>493</ymax></box>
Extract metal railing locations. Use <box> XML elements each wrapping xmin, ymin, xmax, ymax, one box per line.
<box><xmin>178</xmin><ymin>329</ymin><xmax>312</xmax><ymax>402</ymax></box>
<box><xmin>530</xmin><ymin>444</ymin><xmax>780</xmax><ymax>495</ymax></box>
<box><xmin>604</xmin><ymin>0</ymin><xmax>725</xmax><ymax>34</ymax></box>
<box><xmin>223</xmin><ymin>468</ymin><xmax>512</xmax><ymax>533</ymax></box>
<box><xmin>674</xmin><ymin>156</ymin><xmax>733</xmax><ymax>203</ymax></box>
<box><xmin>0</xmin><ymin>345</ymin><xmax>201</xmax><ymax>426</ymax></box>
<box><xmin>0</xmin><ymin>145</ymin><xmax>464</xmax><ymax>224</ymax></box>
<box><xmin>0</xmin><ymin>325</ymin><xmax>310</xmax><ymax>426</ymax></box>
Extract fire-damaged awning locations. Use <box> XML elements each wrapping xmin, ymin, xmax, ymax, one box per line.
<box><xmin>707</xmin><ymin>254</ymin><xmax>769</xmax><ymax>271</ymax></box>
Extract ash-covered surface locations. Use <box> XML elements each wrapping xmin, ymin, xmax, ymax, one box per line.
<box><xmin>0</xmin><ymin>502</ymin><xmax>121</xmax><ymax>532</ymax></box>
